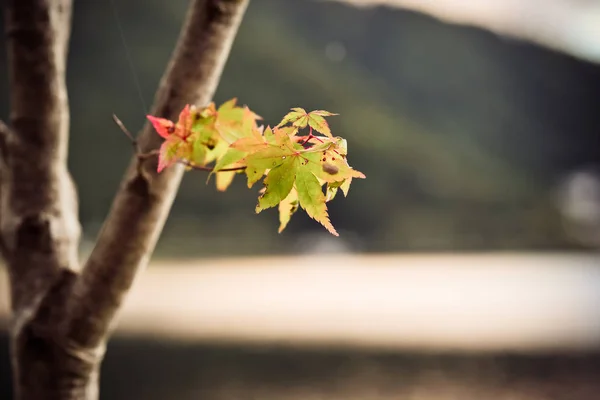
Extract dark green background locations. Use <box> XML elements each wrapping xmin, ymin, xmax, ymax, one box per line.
<box><xmin>1</xmin><ymin>0</ymin><xmax>599</xmax><ymax>255</ymax></box>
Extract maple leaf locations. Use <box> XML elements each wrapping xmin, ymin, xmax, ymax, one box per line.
<box><xmin>189</xmin><ymin>103</ymin><xmax>225</xmax><ymax>165</ymax></box>
<box><xmin>301</xmin><ymin>138</ymin><xmax>365</xmax><ymax>184</ymax></box>
<box><xmin>310</xmin><ymin>110</ymin><xmax>338</xmax><ymax>117</ymax></box>
<box><xmin>156</xmin><ymin>136</ymin><xmax>183</xmax><ymax>173</ymax></box>
<box><xmin>147</xmin><ymin>104</ymin><xmax>194</xmax><ymax>172</ymax></box>
<box><xmin>147</xmin><ymin>104</ymin><xmax>192</xmax><ymax>140</ymax></box>
<box><xmin>256</xmin><ymin>157</ymin><xmax>296</xmax><ymax>211</ymax></box>
<box><xmin>340</xmin><ymin>177</ymin><xmax>352</xmax><ymax>196</ymax></box>
<box><xmin>276</xmin><ymin>108</ymin><xmax>338</xmax><ymax>138</ymax></box>
<box><xmin>255</xmin><ymin>154</ymin><xmax>338</xmax><ymax>235</ymax></box>
<box><xmin>216</xmin><ymin>170</ymin><xmax>237</xmax><ymax>192</ymax></box>
<box><xmin>215</xmin><ymin>99</ymin><xmax>261</xmax><ymax>143</ymax></box>
<box><xmin>224</xmin><ymin>126</ymin><xmax>289</xmax><ymax>188</ymax></box>
<box><xmin>295</xmin><ymin>167</ymin><xmax>338</xmax><ymax>236</ymax></box>
<box><xmin>207</xmin><ymin>147</ymin><xmax>246</xmax><ymax>191</ymax></box>
<box><xmin>325</xmin><ymin>180</ymin><xmax>343</xmax><ymax>202</ymax></box>
<box><xmin>202</xmin><ymin>102</ymin><xmax>264</xmax><ymax>191</ymax></box>
<box><xmin>278</xmin><ymin>187</ymin><xmax>298</xmax><ymax>233</ymax></box>
<box><xmin>212</xmin><ymin>148</ymin><xmax>247</xmax><ymax>172</ymax></box>
<box><xmin>276</xmin><ymin>107</ymin><xmax>306</xmax><ymax>128</ymax></box>
<box><xmin>246</xmin><ymin>128</ymin><xmax>362</xmax><ymax>235</ymax></box>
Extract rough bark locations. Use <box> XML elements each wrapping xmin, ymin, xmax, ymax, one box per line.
<box><xmin>1</xmin><ymin>1</ymin><xmax>84</xmax><ymax>397</ymax></box>
<box><xmin>1</xmin><ymin>0</ymin><xmax>78</xmax><ymax>314</ymax></box>
<box><xmin>1</xmin><ymin>0</ymin><xmax>249</xmax><ymax>398</ymax></box>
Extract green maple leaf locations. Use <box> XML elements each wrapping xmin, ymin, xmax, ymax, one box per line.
<box><xmin>278</xmin><ymin>187</ymin><xmax>299</xmax><ymax>233</ymax></box>
<box><xmin>246</xmin><ymin>128</ymin><xmax>364</xmax><ymax>235</ymax></box>
<box><xmin>256</xmin><ymin>157</ymin><xmax>296</xmax><ymax>211</ymax></box>
<box><xmin>215</xmin><ymin>170</ymin><xmax>237</xmax><ymax>192</ymax></box>
<box><xmin>310</xmin><ymin>110</ymin><xmax>338</xmax><ymax>117</ymax></box>
<box><xmin>300</xmin><ymin>139</ymin><xmax>365</xmax><ymax>184</ymax></box>
<box><xmin>295</xmin><ymin>167</ymin><xmax>338</xmax><ymax>235</ymax></box>
<box><xmin>217</xmin><ymin>98</ymin><xmax>244</xmax><ymax>121</ymax></box>
<box><xmin>191</xmin><ymin>138</ymin><xmax>207</xmax><ymax>166</ymax></box>
<box><xmin>188</xmin><ymin>101</ymin><xmax>246</xmax><ymax>167</ymax></box>
<box><xmin>215</xmin><ymin>100</ymin><xmax>261</xmax><ymax>144</ymax></box>
<box><xmin>225</xmin><ymin>126</ymin><xmax>290</xmax><ymax>188</ymax></box>
<box><xmin>196</xmin><ymin>99</ymin><xmax>262</xmax><ymax>190</ymax></box>
<box><xmin>325</xmin><ymin>180</ymin><xmax>343</xmax><ymax>202</ymax></box>
<box><xmin>212</xmin><ymin>148</ymin><xmax>246</xmax><ymax>173</ymax></box>
<box><xmin>188</xmin><ymin>121</ymin><xmax>221</xmax><ymax>166</ymax></box>
<box><xmin>276</xmin><ymin>107</ymin><xmax>306</xmax><ymax>128</ymax></box>
<box><xmin>244</xmin><ymin>147</ymin><xmax>288</xmax><ymax>188</ymax></box>
<box><xmin>276</xmin><ymin>108</ymin><xmax>338</xmax><ymax>138</ymax></box>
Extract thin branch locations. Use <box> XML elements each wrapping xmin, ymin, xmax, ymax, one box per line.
<box><xmin>113</xmin><ymin>114</ymin><xmax>246</xmax><ymax>173</ymax></box>
<box><xmin>64</xmin><ymin>0</ymin><xmax>250</xmax><ymax>349</ymax></box>
<box><xmin>112</xmin><ymin>114</ymin><xmax>140</xmax><ymax>154</ymax></box>
<box><xmin>2</xmin><ymin>0</ymin><xmax>80</xmax><ymax>313</ymax></box>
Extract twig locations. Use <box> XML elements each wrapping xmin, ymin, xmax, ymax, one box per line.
<box><xmin>112</xmin><ymin>114</ymin><xmax>139</xmax><ymax>153</ymax></box>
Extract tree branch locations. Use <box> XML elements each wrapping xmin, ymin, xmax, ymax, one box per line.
<box><xmin>64</xmin><ymin>0</ymin><xmax>250</xmax><ymax>348</ymax></box>
<box><xmin>1</xmin><ymin>0</ymin><xmax>80</xmax><ymax>313</ymax></box>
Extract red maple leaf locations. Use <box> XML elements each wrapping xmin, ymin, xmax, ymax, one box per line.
<box><xmin>147</xmin><ymin>105</ymin><xmax>193</xmax><ymax>172</ymax></box>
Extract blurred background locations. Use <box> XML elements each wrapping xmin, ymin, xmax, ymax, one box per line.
<box><xmin>1</xmin><ymin>0</ymin><xmax>600</xmax><ymax>398</ymax></box>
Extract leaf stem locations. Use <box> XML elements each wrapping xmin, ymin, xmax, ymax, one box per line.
<box><xmin>180</xmin><ymin>160</ymin><xmax>246</xmax><ymax>172</ymax></box>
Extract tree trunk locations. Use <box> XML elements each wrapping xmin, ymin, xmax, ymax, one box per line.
<box><xmin>10</xmin><ymin>308</ymin><xmax>104</xmax><ymax>399</ymax></box>
<box><xmin>1</xmin><ymin>0</ymin><xmax>249</xmax><ymax>398</ymax></box>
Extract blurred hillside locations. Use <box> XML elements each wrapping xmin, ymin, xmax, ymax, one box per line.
<box><xmin>1</xmin><ymin>0</ymin><xmax>599</xmax><ymax>255</ymax></box>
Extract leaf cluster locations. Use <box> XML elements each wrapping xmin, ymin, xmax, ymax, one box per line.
<box><xmin>147</xmin><ymin>99</ymin><xmax>365</xmax><ymax>235</ymax></box>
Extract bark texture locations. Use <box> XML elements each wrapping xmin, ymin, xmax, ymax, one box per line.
<box><xmin>1</xmin><ymin>0</ymin><xmax>249</xmax><ymax>398</ymax></box>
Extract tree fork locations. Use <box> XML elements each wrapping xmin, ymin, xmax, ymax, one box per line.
<box><xmin>1</xmin><ymin>0</ymin><xmax>249</xmax><ymax>398</ymax></box>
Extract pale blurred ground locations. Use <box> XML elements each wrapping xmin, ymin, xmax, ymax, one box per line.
<box><xmin>2</xmin><ymin>253</ymin><xmax>600</xmax><ymax>399</ymax></box>
<box><xmin>2</xmin><ymin>252</ymin><xmax>599</xmax><ymax>352</ymax></box>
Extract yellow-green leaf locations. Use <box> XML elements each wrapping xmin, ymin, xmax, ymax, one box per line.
<box><xmin>325</xmin><ymin>180</ymin><xmax>343</xmax><ymax>202</ymax></box>
<box><xmin>295</xmin><ymin>168</ymin><xmax>338</xmax><ymax>236</ymax></box>
<box><xmin>256</xmin><ymin>157</ymin><xmax>296</xmax><ymax>212</ymax></box>
<box><xmin>310</xmin><ymin>110</ymin><xmax>338</xmax><ymax>117</ymax></box>
<box><xmin>307</xmin><ymin>113</ymin><xmax>332</xmax><ymax>137</ymax></box>
<box><xmin>213</xmin><ymin>148</ymin><xmax>246</xmax><ymax>172</ymax></box>
<box><xmin>216</xmin><ymin>170</ymin><xmax>236</xmax><ymax>192</ymax></box>
<box><xmin>245</xmin><ymin>166</ymin><xmax>266</xmax><ymax>188</ymax></box>
<box><xmin>276</xmin><ymin>107</ymin><xmax>306</xmax><ymax>128</ymax></box>
<box><xmin>158</xmin><ymin>136</ymin><xmax>184</xmax><ymax>172</ymax></box>
<box><xmin>340</xmin><ymin>177</ymin><xmax>352</xmax><ymax>197</ymax></box>
<box><xmin>244</xmin><ymin>146</ymin><xmax>289</xmax><ymax>171</ymax></box>
<box><xmin>278</xmin><ymin>187</ymin><xmax>298</xmax><ymax>233</ymax></box>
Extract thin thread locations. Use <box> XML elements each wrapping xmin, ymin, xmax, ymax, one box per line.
<box><xmin>109</xmin><ymin>0</ymin><xmax>148</xmax><ymax>114</ymax></box>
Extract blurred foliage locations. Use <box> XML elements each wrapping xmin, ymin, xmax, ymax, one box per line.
<box><xmin>1</xmin><ymin>0</ymin><xmax>599</xmax><ymax>255</ymax></box>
